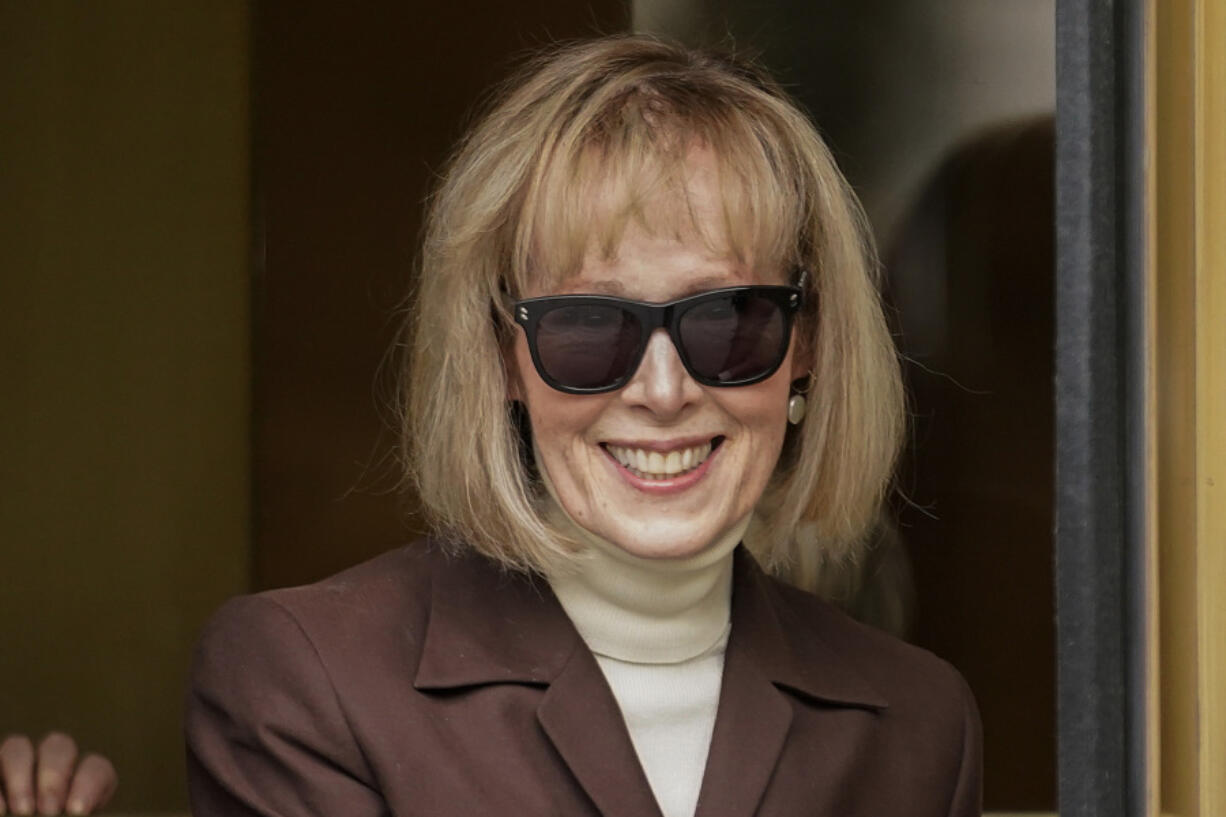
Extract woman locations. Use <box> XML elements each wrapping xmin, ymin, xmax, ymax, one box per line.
<box><xmin>186</xmin><ymin>35</ymin><xmax>981</xmax><ymax>817</ymax></box>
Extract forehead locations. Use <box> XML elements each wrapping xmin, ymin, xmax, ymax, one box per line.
<box><xmin>507</xmin><ymin>116</ymin><xmax>803</xmax><ymax>294</ymax></box>
<box><xmin>517</xmin><ymin>145</ymin><xmax>791</xmax><ymax>300</ymax></box>
<box><xmin>534</xmin><ymin>227</ymin><xmax>770</xmax><ymax>302</ymax></box>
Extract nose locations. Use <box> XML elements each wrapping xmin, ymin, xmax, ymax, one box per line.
<box><xmin>620</xmin><ymin>329</ymin><xmax>703</xmax><ymax>417</ymax></box>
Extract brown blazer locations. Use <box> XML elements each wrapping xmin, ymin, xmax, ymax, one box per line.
<box><xmin>185</xmin><ymin>542</ymin><xmax>982</xmax><ymax>816</ymax></box>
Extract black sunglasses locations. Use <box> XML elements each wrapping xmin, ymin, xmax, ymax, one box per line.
<box><xmin>512</xmin><ymin>284</ymin><xmax>804</xmax><ymax>394</ymax></box>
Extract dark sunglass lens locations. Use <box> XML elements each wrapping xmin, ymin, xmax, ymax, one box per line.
<box><xmin>535</xmin><ymin>304</ymin><xmax>642</xmax><ymax>390</ymax></box>
<box><xmin>678</xmin><ymin>294</ymin><xmax>785</xmax><ymax>383</ymax></box>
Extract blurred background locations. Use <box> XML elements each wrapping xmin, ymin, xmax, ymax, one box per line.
<box><xmin>1</xmin><ymin>1</ymin><xmax>1055</xmax><ymax>812</ymax></box>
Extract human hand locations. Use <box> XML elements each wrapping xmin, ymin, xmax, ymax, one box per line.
<box><xmin>0</xmin><ymin>733</ymin><xmax>116</xmax><ymax>815</ymax></box>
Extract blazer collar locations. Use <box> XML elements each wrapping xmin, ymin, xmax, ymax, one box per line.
<box><xmin>412</xmin><ymin>543</ymin><xmax>888</xmax><ymax>817</ymax></box>
<box><xmin>413</xmin><ymin>545</ymin><xmax>664</xmax><ymax>817</ymax></box>
<box><xmin>692</xmin><ymin>549</ymin><xmax>887</xmax><ymax>817</ymax></box>
<box><xmin>413</xmin><ymin>543</ymin><xmax>887</xmax><ymax>710</ymax></box>
<box><xmin>726</xmin><ymin>547</ymin><xmax>889</xmax><ymax>710</ymax></box>
<box><xmin>413</xmin><ymin>546</ymin><xmax>582</xmax><ymax>689</ymax></box>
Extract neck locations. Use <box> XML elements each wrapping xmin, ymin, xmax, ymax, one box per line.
<box><xmin>543</xmin><ymin>497</ymin><xmax>749</xmax><ymax>663</ymax></box>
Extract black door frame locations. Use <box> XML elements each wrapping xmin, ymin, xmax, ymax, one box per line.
<box><xmin>1054</xmin><ymin>0</ymin><xmax>1148</xmax><ymax>815</ymax></box>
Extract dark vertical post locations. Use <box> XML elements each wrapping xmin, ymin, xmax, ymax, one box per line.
<box><xmin>1054</xmin><ymin>0</ymin><xmax>1147</xmax><ymax>815</ymax></box>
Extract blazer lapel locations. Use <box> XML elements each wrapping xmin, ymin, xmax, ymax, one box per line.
<box><xmin>412</xmin><ymin>547</ymin><xmax>575</xmax><ymax>688</ymax></box>
<box><xmin>537</xmin><ymin>647</ymin><xmax>666</xmax><ymax>817</ymax></box>
<box><xmin>693</xmin><ymin>625</ymin><xmax>793</xmax><ymax>817</ymax></box>
<box><xmin>694</xmin><ymin>549</ymin><xmax>889</xmax><ymax>817</ymax></box>
<box><xmin>413</xmin><ymin>546</ymin><xmax>663</xmax><ymax>817</ymax></box>
<box><xmin>693</xmin><ymin>549</ymin><xmax>794</xmax><ymax>817</ymax></box>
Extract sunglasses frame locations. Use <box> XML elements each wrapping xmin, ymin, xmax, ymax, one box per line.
<box><xmin>512</xmin><ymin>284</ymin><xmax>804</xmax><ymax>394</ymax></box>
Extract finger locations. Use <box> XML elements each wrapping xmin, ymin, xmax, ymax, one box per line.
<box><xmin>35</xmin><ymin>733</ymin><xmax>77</xmax><ymax>816</ymax></box>
<box><xmin>0</xmin><ymin>736</ymin><xmax>36</xmax><ymax>816</ymax></box>
<box><xmin>62</xmin><ymin>755</ymin><xmax>116</xmax><ymax>816</ymax></box>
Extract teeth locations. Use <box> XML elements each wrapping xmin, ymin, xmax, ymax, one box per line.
<box><xmin>607</xmin><ymin>441</ymin><xmax>714</xmax><ymax>480</ymax></box>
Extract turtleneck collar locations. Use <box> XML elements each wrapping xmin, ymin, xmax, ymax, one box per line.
<box><xmin>537</xmin><ymin>461</ymin><xmax>749</xmax><ymax>664</ymax></box>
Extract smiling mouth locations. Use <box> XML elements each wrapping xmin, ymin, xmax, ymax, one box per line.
<box><xmin>602</xmin><ymin>437</ymin><xmax>724</xmax><ymax>481</ymax></box>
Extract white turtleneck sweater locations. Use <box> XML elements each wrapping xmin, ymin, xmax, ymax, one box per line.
<box><xmin>543</xmin><ymin>498</ymin><xmax>750</xmax><ymax>817</ymax></box>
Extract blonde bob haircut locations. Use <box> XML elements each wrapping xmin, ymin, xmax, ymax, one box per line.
<box><xmin>404</xmin><ymin>34</ymin><xmax>904</xmax><ymax>592</ymax></box>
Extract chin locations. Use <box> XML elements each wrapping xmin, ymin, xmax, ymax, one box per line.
<box><xmin>605</xmin><ymin>527</ymin><xmax>717</xmax><ymax>560</ymax></box>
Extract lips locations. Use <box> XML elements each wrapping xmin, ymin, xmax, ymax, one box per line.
<box><xmin>603</xmin><ymin>438</ymin><xmax>721</xmax><ymax>480</ymax></box>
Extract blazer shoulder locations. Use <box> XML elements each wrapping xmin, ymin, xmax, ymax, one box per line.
<box><xmin>191</xmin><ymin>541</ymin><xmax>442</xmax><ymax>704</ymax></box>
<box><xmin>762</xmin><ymin>574</ymin><xmax>983</xmax><ymax>813</ymax></box>
<box><xmin>186</xmin><ymin>560</ymin><xmax>420</xmax><ymax>816</ymax></box>
<box><xmin>264</xmin><ymin>539</ymin><xmax>436</xmax><ymax>619</ymax></box>
<box><xmin>767</xmin><ymin>573</ymin><xmax>975</xmax><ymax>713</ymax></box>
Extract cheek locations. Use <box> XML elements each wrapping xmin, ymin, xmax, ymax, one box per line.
<box><xmin>732</xmin><ymin>380</ymin><xmax>791</xmax><ymax>428</ymax></box>
<box><xmin>716</xmin><ymin>384</ymin><xmax>791</xmax><ymax>466</ymax></box>
<box><xmin>515</xmin><ymin>363</ymin><xmax>608</xmax><ymax>459</ymax></box>
<box><xmin>530</xmin><ymin>403</ymin><xmax>605</xmax><ymax>449</ymax></box>
<box><xmin>526</xmin><ymin>400</ymin><xmax>609</xmax><ymax>509</ymax></box>
<box><xmin>787</xmin><ymin>326</ymin><xmax>814</xmax><ymax>381</ymax></box>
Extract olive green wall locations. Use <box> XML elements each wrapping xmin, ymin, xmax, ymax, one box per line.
<box><xmin>0</xmin><ymin>3</ymin><xmax>250</xmax><ymax>811</ymax></box>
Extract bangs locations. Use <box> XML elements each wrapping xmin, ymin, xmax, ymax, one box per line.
<box><xmin>505</xmin><ymin>93</ymin><xmax>807</xmax><ymax>295</ymax></box>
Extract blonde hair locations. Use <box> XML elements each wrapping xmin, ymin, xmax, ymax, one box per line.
<box><xmin>403</xmin><ymin>35</ymin><xmax>904</xmax><ymax>590</ymax></box>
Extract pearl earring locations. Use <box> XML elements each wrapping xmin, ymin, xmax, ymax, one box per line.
<box><xmin>787</xmin><ymin>393</ymin><xmax>807</xmax><ymax>425</ymax></box>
